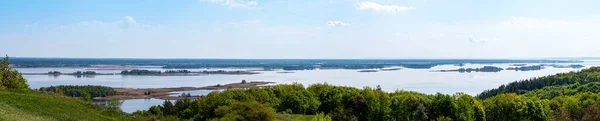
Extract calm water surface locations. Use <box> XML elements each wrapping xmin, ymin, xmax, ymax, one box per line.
<box><xmin>18</xmin><ymin>62</ymin><xmax>600</xmax><ymax>113</ymax></box>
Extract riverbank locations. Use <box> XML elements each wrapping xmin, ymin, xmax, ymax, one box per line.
<box><xmin>94</xmin><ymin>81</ymin><xmax>275</xmax><ymax>100</ymax></box>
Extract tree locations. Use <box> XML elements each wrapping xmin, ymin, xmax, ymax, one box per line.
<box><xmin>346</xmin><ymin>95</ymin><xmax>369</xmax><ymax>121</ymax></box>
<box><xmin>583</xmin><ymin>101</ymin><xmax>600</xmax><ymax>121</ymax></box>
<box><xmin>312</xmin><ymin>113</ymin><xmax>332</xmax><ymax>121</ymax></box>
<box><xmin>105</xmin><ymin>98</ymin><xmax>123</xmax><ymax>110</ymax></box>
<box><xmin>329</xmin><ymin>108</ymin><xmax>358</xmax><ymax>121</ymax></box>
<box><xmin>161</xmin><ymin>100</ymin><xmax>176</xmax><ymax>115</ymax></box>
<box><xmin>390</xmin><ymin>92</ymin><xmax>430</xmax><ymax>121</ymax></box>
<box><xmin>429</xmin><ymin>93</ymin><xmax>455</xmax><ymax>119</ymax></box>
<box><xmin>212</xmin><ymin>102</ymin><xmax>275</xmax><ymax>121</ymax></box>
<box><xmin>278</xmin><ymin>90</ymin><xmax>320</xmax><ymax>114</ymax></box>
<box><xmin>241</xmin><ymin>80</ymin><xmax>247</xmax><ymax>84</ymax></box>
<box><xmin>0</xmin><ymin>55</ymin><xmax>29</xmax><ymax>90</ymax></box>
<box><xmin>80</xmin><ymin>90</ymin><xmax>92</xmax><ymax>102</ymax></box>
<box><xmin>149</xmin><ymin>105</ymin><xmax>163</xmax><ymax>116</ymax></box>
<box><xmin>483</xmin><ymin>93</ymin><xmax>551</xmax><ymax>121</ymax></box>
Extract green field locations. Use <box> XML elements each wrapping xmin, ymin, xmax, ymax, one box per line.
<box><xmin>0</xmin><ymin>90</ymin><xmax>140</xmax><ymax>121</ymax></box>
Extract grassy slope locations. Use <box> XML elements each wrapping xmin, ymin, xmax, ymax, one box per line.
<box><xmin>0</xmin><ymin>90</ymin><xmax>138</xmax><ymax>121</ymax></box>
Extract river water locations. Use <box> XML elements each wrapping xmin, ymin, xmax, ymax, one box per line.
<box><xmin>18</xmin><ymin>62</ymin><xmax>600</xmax><ymax>113</ymax></box>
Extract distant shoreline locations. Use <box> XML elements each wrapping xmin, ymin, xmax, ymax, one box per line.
<box><xmin>94</xmin><ymin>81</ymin><xmax>275</xmax><ymax>100</ymax></box>
<box><xmin>22</xmin><ymin>71</ymin><xmax>261</xmax><ymax>76</ymax></box>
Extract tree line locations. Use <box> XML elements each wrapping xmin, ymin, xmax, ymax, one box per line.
<box><xmin>121</xmin><ymin>69</ymin><xmax>162</xmax><ymax>75</ymax></box>
<box><xmin>131</xmin><ymin>82</ymin><xmax>578</xmax><ymax>121</ymax></box>
<box><xmin>38</xmin><ymin>85</ymin><xmax>118</xmax><ymax>98</ymax></box>
<box><xmin>477</xmin><ymin>67</ymin><xmax>600</xmax><ymax>99</ymax></box>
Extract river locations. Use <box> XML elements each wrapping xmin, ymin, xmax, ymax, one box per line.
<box><xmin>18</xmin><ymin>62</ymin><xmax>599</xmax><ymax>113</ymax></box>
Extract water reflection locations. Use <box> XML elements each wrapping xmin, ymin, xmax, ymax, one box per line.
<box><xmin>119</xmin><ymin>98</ymin><xmax>174</xmax><ymax>113</ymax></box>
<box><xmin>74</xmin><ymin>75</ymin><xmax>96</xmax><ymax>78</ymax></box>
<box><xmin>168</xmin><ymin>90</ymin><xmax>222</xmax><ymax>97</ymax></box>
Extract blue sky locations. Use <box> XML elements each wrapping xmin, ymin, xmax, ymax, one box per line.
<box><xmin>2</xmin><ymin>0</ymin><xmax>600</xmax><ymax>59</ymax></box>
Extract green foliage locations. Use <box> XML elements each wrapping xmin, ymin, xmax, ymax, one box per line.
<box><xmin>0</xmin><ymin>55</ymin><xmax>29</xmax><ymax>90</ymax></box>
<box><xmin>279</xmin><ymin>89</ymin><xmax>320</xmax><ymax>114</ymax></box>
<box><xmin>80</xmin><ymin>90</ymin><xmax>92</xmax><ymax>102</ymax></box>
<box><xmin>329</xmin><ymin>108</ymin><xmax>358</xmax><ymax>121</ymax></box>
<box><xmin>136</xmin><ymin>68</ymin><xmax>600</xmax><ymax>121</ymax></box>
<box><xmin>478</xmin><ymin>67</ymin><xmax>600</xmax><ymax>99</ymax></box>
<box><xmin>311</xmin><ymin>113</ymin><xmax>332</xmax><ymax>121</ymax></box>
<box><xmin>345</xmin><ymin>95</ymin><xmax>369</xmax><ymax>121</ymax></box>
<box><xmin>212</xmin><ymin>102</ymin><xmax>275</xmax><ymax>121</ymax></box>
<box><xmin>106</xmin><ymin>98</ymin><xmax>123</xmax><ymax>110</ymax></box>
<box><xmin>435</xmin><ymin>116</ymin><xmax>453</xmax><ymax>121</ymax></box>
<box><xmin>39</xmin><ymin>85</ymin><xmax>118</xmax><ymax>98</ymax></box>
<box><xmin>582</xmin><ymin>101</ymin><xmax>600</xmax><ymax>121</ymax></box>
<box><xmin>483</xmin><ymin>93</ymin><xmax>551</xmax><ymax>121</ymax></box>
<box><xmin>390</xmin><ymin>91</ymin><xmax>430</xmax><ymax>121</ymax></box>
<box><xmin>524</xmin><ymin>82</ymin><xmax>600</xmax><ymax>99</ymax></box>
<box><xmin>149</xmin><ymin>105</ymin><xmax>163</xmax><ymax>116</ymax></box>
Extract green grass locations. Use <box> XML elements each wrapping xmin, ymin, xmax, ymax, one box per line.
<box><xmin>0</xmin><ymin>90</ymin><xmax>140</xmax><ymax>121</ymax></box>
<box><xmin>276</xmin><ymin>114</ymin><xmax>315</xmax><ymax>121</ymax></box>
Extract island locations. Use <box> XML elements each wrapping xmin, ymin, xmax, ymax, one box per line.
<box><xmin>380</xmin><ymin>68</ymin><xmax>402</xmax><ymax>71</ymax></box>
<box><xmin>432</xmin><ymin>66</ymin><xmax>504</xmax><ymax>73</ymax></box>
<box><xmin>24</xmin><ymin>71</ymin><xmax>117</xmax><ymax>76</ymax></box>
<box><xmin>506</xmin><ymin>65</ymin><xmax>543</xmax><ymax>71</ymax></box>
<box><xmin>92</xmin><ymin>81</ymin><xmax>275</xmax><ymax>100</ymax></box>
<box><xmin>542</xmin><ymin>64</ymin><xmax>585</xmax><ymax>69</ymax></box>
<box><xmin>358</xmin><ymin>70</ymin><xmax>379</xmax><ymax>72</ymax></box>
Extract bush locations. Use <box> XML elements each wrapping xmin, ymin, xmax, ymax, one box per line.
<box><xmin>0</xmin><ymin>55</ymin><xmax>29</xmax><ymax>90</ymax></box>
<box><xmin>212</xmin><ymin>102</ymin><xmax>275</xmax><ymax>121</ymax></box>
<box><xmin>312</xmin><ymin>113</ymin><xmax>332</xmax><ymax>121</ymax></box>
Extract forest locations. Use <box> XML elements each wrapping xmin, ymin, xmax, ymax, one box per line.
<box><xmin>132</xmin><ymin>82</ymin><xmax>600</xmax><ymax>121</ymax></box>
<box><xmin>477</xmin><ymin>67</ymin><xmax>600</xmax><ymax>99</ymax></box>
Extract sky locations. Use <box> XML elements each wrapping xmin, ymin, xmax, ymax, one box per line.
<box><xmin>2</xmin><ymin>0</ymin><xmax>600</xmax><ymax>59</ymax></box>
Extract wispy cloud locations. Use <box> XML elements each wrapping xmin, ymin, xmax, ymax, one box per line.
<box><xmin>124</xmin><ymin>16</ymin><xmax>137</xmax><ymax>25</ymax></box>
<box><xmin>504</xmin><ymin>16</ymin><xmax>576</xmax><ymax>28</ymax></box>
<box><xmin>468</xmin><ymin>37</ymin><xmax>488</xmax><ymax>43</ymax></box>
<box><xmin>327</xmin><ymin>21</ymin><xmax>351</xmax><ymax>27</ymax></box>
<box><xmin>200</xmin><ymin>0</ymin><xmax>258</xmax><ymax>8</ymax></box>
<box><xmin>358</xmin><ymin>1</ymin><xmax>413</xmax><ymax>13</ymax></box>
<box><xmin>69</xmin><ymin>16</ymin><xmax>146</xmax><ymax>30</ymax></box>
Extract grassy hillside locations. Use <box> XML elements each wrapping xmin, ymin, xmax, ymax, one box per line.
<box><xmin>0</xmin><ymin>90</ymin><xmax>139</xmax><ymax>121</ymax></box>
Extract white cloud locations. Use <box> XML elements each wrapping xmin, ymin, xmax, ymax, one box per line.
<box><xmin>124</xmin><ymin>16</ymin><xmax>137</xmax><ymax>25</ymax></box>
<box><xmin>201</xmin><ymin>0</ymin><xmax>258</xmax><ymax>8</ymax></box>
<box><xmin>468</xmin><ymin>37</ymin><xmax>488</xmax><ymax>43</ymax></box>
<box><xmin>68</xmin><ymin>16</ymin><xmax>146</xmax><ymax>30</ymax></box>
<box><xmin>358</xmin><ymin>1</ymin><xmax>413</xmax><ymax>13</ymax></box>
<box><xmin>327</xmin><ymin>21</ymin><xmax>351</xmax><ymax>27</ymax></box>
